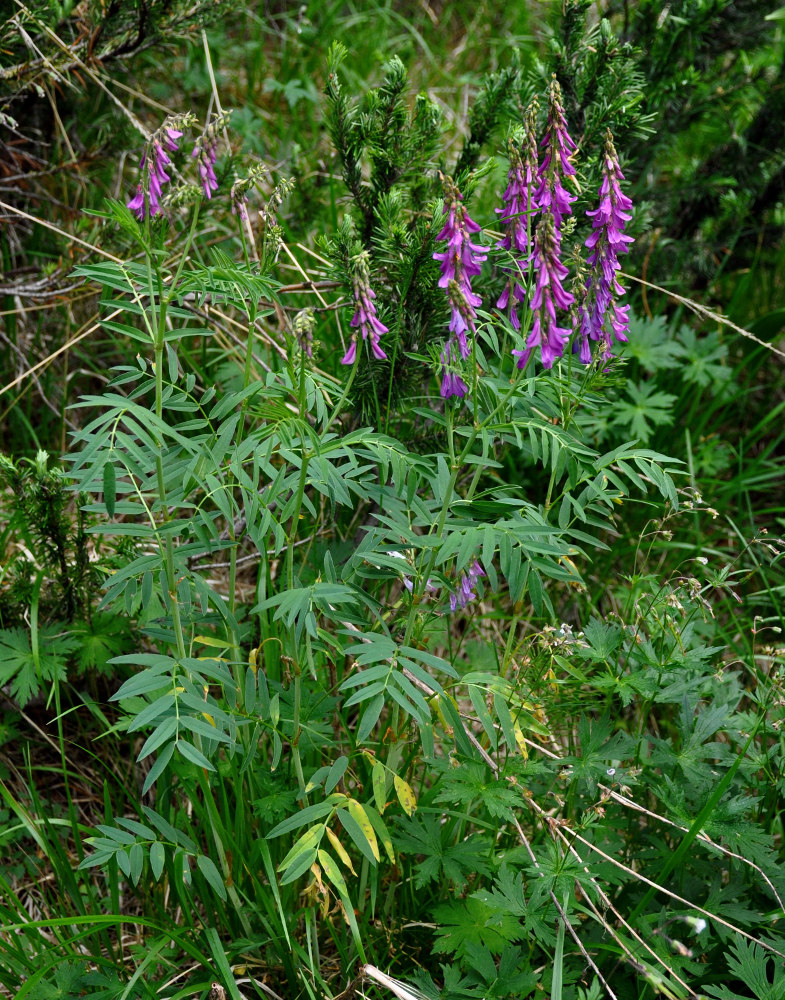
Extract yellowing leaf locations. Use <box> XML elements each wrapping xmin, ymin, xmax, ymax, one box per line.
<box><xmin>194</xmin><ymin>635</ymin><xmax>229</xmax><ymax>649</ymax></box>
<box><xmin>326</xmin><ymin>826</ymin><xmax>356</xmax><ymax>875</ymax></box>
<box><xmin>513</xmin><ymin>724</ymin><xmax>528</xmax><ymax>759</ymax></box>
<box><xmin>346</xmin><ymin>799</ymin><xmax>380</xmax><ymax>863</ymax></box>
<box><xmin>277</xmin><ymin>824</ymin><xmax>324</xmax><ymax>872</ymax></box>
<box><xmin>429</xmin><ymin>694</ymin><xmax>454</xmax><ymax>734</ymax></box>
<box><xmin>202</xmin><ymin>713</ymin><xmax>216</xmax><ymax>728</ymax></box>
<box><xmin>372</xmin><ymin>761</ymin><xmax>387</xmax><ymax>814</ymax></box>
<box><xmin>393</xmin><ymin>774</ymin><xmax>417</xmax><ymax>816</ymax></box>
<box><xmin>364</xmin><ymin>803</ymin><xmax>395</xmax><ymax>864</ymax></box>
<box><xmin>318</xmin><ymin>849</ymin><xmax>349</xmax><ymax>897</ymax></box>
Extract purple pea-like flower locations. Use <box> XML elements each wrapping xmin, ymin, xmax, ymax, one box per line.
<box><xmin>514</xmin><ymin>211</ymin><xmax>575</xmax><ymax>370</ymax></box>
<box><xmin>496</xmin><ymin>99</ymin><xmax>539</xmax><ymax>330</ymax></box>
<box><xmin>126</xmin><ymin>121</ymin><xmax>184</xmax><ymax>220</ymax></box>
<box><xmin>161</xmin><ymin>126</ymin><xmax>182</xmax><ymax>152</ymax></box>
<box><xmin>440</xmin><ymin>342</ymin><xmax>468</xmax><ymax>399</ymax></box>
<box><xmin>433</xmin><ymin>176</ymin><xmax>487</xmax><ymax>396</ymax></box>
<box><xmin>191</xmin><ymin>114</ymin><xmax>231</xmax><ymax>200</ymax></box>
<box><xmin>192</xmin><ymin>133</ymin><xmax>219</xmax><ymax>199</ymax></box>
<box><xmin>578</xmin><ymin>129</ymin><xmax>634</xmax><ymax>361</ymax></box>
<box><xmin>535</xmin><ymin>77</ymin><xmax>576</xmax><ymax>228</ymax></box>
<box><xmin>450</xmin><ymin>560</ymin><xmax>485</xmax><ymax>612</ymax></box>
<box><xmin>513</xmin><ymin>77</ymin><xmax>578</xmax><ymax>369</ymax></box>
<box><xmin>341</xmin><ymin>251</ymin><xmax>388</xmax><ymax>365</ymax></box>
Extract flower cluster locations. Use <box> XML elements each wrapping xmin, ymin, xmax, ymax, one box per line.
<box><xmin>294</xmin><ymin>307</ymin><xmax>316</xmax><ymax>358</ymax></box>
<box><xmin>127</xmin><ymin>112</ymin><xmax>234</xmax><ymax>220</ymax></box>
<box><xmin>127</xmin><ymin>123</ymin><xmax>184</xmax><ymax>220</ymax></box>
<box><xmin>433</xmin><ymin>176</ymin><xmax>487</xmax><ymax>397</ymax></box>
<box><xmin>535</xmin><ymin>77</ymin><xmax>577</xmax><ymax>227</ymax></box>
<box><xmin>230</xmin><ymin>163</ymin><xmax>268</xmax><ymax>226</ymax></box>
<box><xmin>514</xmin><ymin>77</ymin><xmax>578</xmax><ymax>369</ymax></box>
<box><xmin>578</xmin><ymin>130</ymin><xmax>634</xmax><ymax>360</ymax></box>
<box><xmin>450</xmin><ymin>560</ymin><xmax>486</xmax><ymax>612</ymax></box>
<box><xmin>496</xmin><ymin>99</ymin><xmax>539</xmax><ymax>330</ymax></box>
<box><xmin>341</xmin><ymin>250</ymin><xmax>388</xmax><ymax>365</ymax></box>
<box><xmin>513</xmin><ymin>211</ymin><xmax>574</xmax><ymax>369</ymax></box>
<box><xmin>191</xmin><ymin>112</ymin><xmax>230</xmax><ymax>200</ymax></box>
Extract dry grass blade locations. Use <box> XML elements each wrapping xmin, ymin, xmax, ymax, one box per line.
<box><xmin>624</xmin><ymin>272</ymin><xmax>785</xmax><ymax>360</ymax></box>
<box><xmin>0</xmin><ymin>307</ymin><xmax>122</xmax><ymax>399</ymax></box>
<box><xmin>0</xmin><ymin>199</ymin><xmax>123</xmax><ymax>263</ymax></box>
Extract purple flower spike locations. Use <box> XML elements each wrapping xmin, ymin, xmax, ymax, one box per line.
<box><xmin>450</xmin><ymin>560</ymin><xmax>485</xmax><ymax>612</ymax></box>
<box><xmin>496</xmin><ymin>98</ymin><xmax>539</xmax><ymax>330</ymax></box>
<box><xmin>515</xmin><ymin>211</ymin><xmax>575</xmax><ymax>369</ymax></box>
<box><xmin>513</xmin><ymin>78</ymin><xmax>577</xmax><ymax>369</ymax></box>
<box><xmin>535</xmin><ymin>76</ymin><xmax>577</xmax><ymax>228</ymax></box>
<box><xmin>126</xmin><ymin>116</ymin><xmax>187</xmax><ymax>220</ymax></box>
<box><xmin>433</xmin><ymin>175</ymin><xmax>487</xmax><ymax>382</ymax></box>
<box><xmin>192</xmin><ymin>117</ymin><xmax>223</xmax><ymax>200</ymax></box>
<box><xmin>579</xmin><ymin>129</ymin><xmax>634</xmax><ymax>361</ymax></box>
<box><xmin>341</xmin><ymin>251</ymin><xmax>388</xmax><ymax>365</ymax></box>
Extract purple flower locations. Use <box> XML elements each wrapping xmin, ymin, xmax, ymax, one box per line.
<box><xmin>126</xmin><ymin>120</ymin><xmax>184</xmax><ymax>220</ymax></box>
<box><xmin>535</xmin><ymin>77</ymin><xmax>576</xmax><ymax>228</ymax></box>
<box><xmin>514</xmin><ymin>211</ymin><xmax>574</xmax><ymax>370</ymax></box>
<box><xmin>162</xmin><ymin>127</ymin><xmax>183</xmax><ymax>152</ymax></box>
<box><xmin>433</xmin><ymin>176</ymin><xmax>487</xmax><ymax>394</ymax></box>
<box><xmin>513</xmin><ymin>78</ymin><xmax>577</xmax><ymax>370</ymax></box>
<box><xmin>578</xmin><ymin>130</ymin><xmax>634</xmax><ymax>361</ymax></box>
<box><xmin>192</xmin><ymin>133</ymin><xmax>218</xmax><ymax>199</ymax></box>
<box><xmin>440</xmin><ymin>342</ymin><xmax>468</xmax><ymax>399</ymax></box>
<box><xmin>341</xmin><ymin>251</ymin><xmax>388</xmax><ymax>365</ymax></box>
<box><xmin>496</xmin><ymin>99</ymin><xmax>539</xmax><ymax>330</ymax></box>
<box><xmin>191</xmin><ymin>115</ymin><xmax>229</xmax><ymax>200</ymax></box>
<box><xmin>231</xmin><ymin>181</ymin><xmax>250</xmax><ymax>224</ymax></box>
<box><xmin>450</xmin><ymin>560</ymin><xmax>485</xmax><ymax>612</ymax></box>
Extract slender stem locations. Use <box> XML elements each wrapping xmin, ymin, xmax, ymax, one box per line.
<box><xmin>291</xmin><ymin>668</ymin><xmax>307</xmax><ymax>799</ymax></box>
<box><xmin>166</xmin><ymin>204</ymin><xmax>201</xmax><ymax>298</ymax></box>
<box><xmin>150</xmin><ymin>255</ymin><xmax>187</xmax><ymax>660</ymax></box>
<box><xmin>226</xmin><ymin>307</ymin><xmax>260</xmax><ymax>665</ymax></box>
<box><xmin>402</xmin><ymin>373</ymin><xmax>524</xmax><ymax>647</ymax></box>
<box><xmin>324</xmin><ymin>347</ymin><xmax>361</xmax><ymax>434</ymax></box>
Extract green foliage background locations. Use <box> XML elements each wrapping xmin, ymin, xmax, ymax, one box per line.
<box><xmin>1</xmin><ymin>2</ymin><xmax>784</xmax><ymax>1000</ymax></box>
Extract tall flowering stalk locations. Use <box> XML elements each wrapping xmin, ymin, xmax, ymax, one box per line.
<box><xmin>433</xmin><ymin>176</ymin><xmax>487</xmax><ymax>397</ymax></box>
<box><xmin>496</xmin><ymin>99</ymin><xmax>539</xmax><ymax>330</ymax></box>
<box><xmin>341</xmin><ymin>250</ymin><xmax>388</xmax><ymax>365</ymax></box>
<box><xmin>191</xmin><ymin>112</ymin><xmax>231</xmax><ymax>200</ymax></box>
<box><xmin>513</xmin><ymin>211</ymin><xmax>574</xmax><ymax>369</ymax></box>
<box><xmin>578</xmin><ymin>130</ymin><xmax>634</xmax><ymax>361</ymax></box>
<box><xmin>514</xmin><ymin>76</ymin><xmax>577</xmax><ymax>369</ymax></box>
<box><xmin>127</xmin><ymin>115</ymin><xmax>194</xmax><ymax>220</ymax></box>
<box><xmin>535</xmin><ymin>77</ymin><xmax>577</xmax><ymax>227</ymax></box>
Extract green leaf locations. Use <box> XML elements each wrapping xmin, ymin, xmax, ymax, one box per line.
<box><xmin>102</xmin><ymin>461</ymin><xmax>116</xmax><ymax>518</ymax></box>
<box><xmin>267</xmin><ymin>798</ymin><xmax>339</xmax><ymax>838</ymax></box>
<box><xmin>337</xmin><ymin>806</ymin><xmax>378</xmax><ymax>866</ymax></box>
<box><xmin>150</xmin><ymin>842</ymin><xmax>165</xmax><ymax>881</ymax></box>
<box><xmin>175</xmin><ymin>739</ymin><xmax>215</xmax><ymax>772</ymax></box>
<box><xmin>197</xmin><ymin>854</ymin><xmax>227</xmax><ymax>900</ymax></box>
<box><xmin>142</xmin><ymin>742</ymin><xmax>175</xmax><ymax>794</ymax></box>
<box><xmin>372</xmin><ymin>761</ymin><xmax>387</xmax><ymax>813</ymax></box>
<box><xmin>357</xmin><ymin>692</ymin><xmax>385</xmax><ymax>743</ymax></box>
<box><xmin>432</xmin><ymin>897</ymin><xmax>524</xmax><ymax>958</ymax></box>
<box><xmin>318</xmin><ymin>849</ymin><xmax>348</xmax><ymax>896</ymax></box>
<box><xmin>324</xmin><ymin>756</ymin><xmax>349</xmax><ymax>795</ymax></box>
